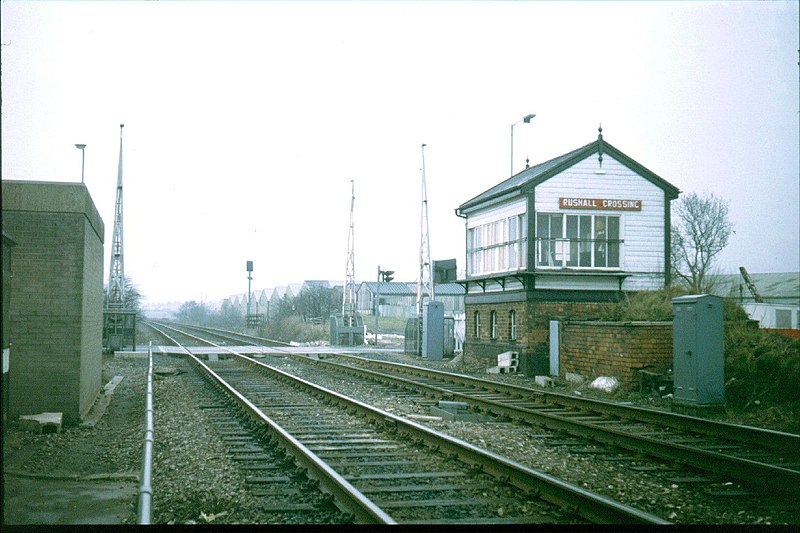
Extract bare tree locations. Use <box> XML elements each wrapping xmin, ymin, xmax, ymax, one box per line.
<box><xmin>671</xmin><ymin>192</ymin><xmax>733</xmax><ymax>292</ymax></box>
<box><xmin>104</xmin><ymin>276</ymin><xmax>144</xmax><ymax>318</ymax></box>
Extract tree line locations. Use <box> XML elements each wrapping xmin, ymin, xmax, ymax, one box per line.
<box><xmin>175</xmin><ymin>284</ymin><xmax>342</xmax><ymax>330</ymax></box>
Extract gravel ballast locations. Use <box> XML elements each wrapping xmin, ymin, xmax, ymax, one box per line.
<box><xmin>3</xmin><ymin>348</ymin><xmax>796</xmax><ymax>525</ymax></box>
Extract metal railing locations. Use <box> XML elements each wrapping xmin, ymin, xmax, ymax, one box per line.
<box><xmin>137</xmin><ymin>342</ymin><xmax>154</xmax><ymax>524</ymax></box>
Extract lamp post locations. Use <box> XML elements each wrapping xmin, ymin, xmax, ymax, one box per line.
<box><xmin>510</xmin><ymin>113</ymin><xmax>535</xmax><ymax>176</ymax></box>
<box><xmin>75</xmin><ymin>144</ymin><xmax>86</xmax><ymax>183</ymax></box>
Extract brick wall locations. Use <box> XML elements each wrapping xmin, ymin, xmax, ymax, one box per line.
<box><xmin>464</xmin><ymin>297</ymin><xmax>672</xmax><ymax>388</ymax></box>
<box><xmin>560</xmin><ymin>321</ymin><xmax>673</xmax><ymax>388</ymax></box>
<box><xmin>464</xmin><ymin>299</ymin><xmax>612</xmax><ymax>362</ymax></box>
<box><xmin>3</xmin><ymin>181</ymin><xmax>105</xmax><ymax>424</ymax></box>
<box><xmin>79</xmin><ymin>217</ymin><xmax>104</xmax><ymax>416</ymax></box>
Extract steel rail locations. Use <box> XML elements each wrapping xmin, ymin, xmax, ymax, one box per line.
<box><xmin>239</xmin><ymin>352</ymin><xmax>668</xmax><ymax>524</ymax></box>
<box><xmin>150</xmin><ymin>322</ymin><xmax>800</xmax><ymax>454</ymax></box>
<box><xmin>136</xmin><ymin>342</ymin><xmax>155</xmax><ymax>525</ymax></box>
<box><xmin>300</xmin><ymin>354</ymin><xmax>800</xmax><ymax>494</ymax></box>
<box><xmin>159</xmin><ymin>325</ymin><xmax>669</xmax><ymax>525</ymax></box>
<box><xmin>153</xmin><ymin>323</ymin><xmax>669</xmax><ymax>523</ymax></box>
<box><xmin>331</xmin><ymin>354</ymin><xmax>800</xmax><ymax>454</ymax></box>
<box><xmin>145</xmin><ymin>322</ymin><xmax>799</xmax><ymax>493</ymax></box>
<box><xmin>144</xmin><ymin>322</ymin><xmax>395</xmax><ymax>524</ymax></box>
<box><xmin>164</xmin><ymin>322</ymin><xmax>291</xmax><ymax>347</ymax></box>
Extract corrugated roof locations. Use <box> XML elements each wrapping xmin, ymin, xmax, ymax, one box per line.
<box><xmin>457</xmin><ymin>137</ymin><xmax>680</xmax><ymax>213</ymax></box>
<box><xmin>713</xmin><ymin>272</ymin><xmax>800</xmax><ymax>301</ymax></box>
<box><xmin>302</xmin><ymin>280</ymin><xmax>331</xmax><ymax>290</ymax></box>
<box><xmin>272</xmin><ymin>286</ymin><xmax>287</xmax><ymax>299</ymax></box>
<box><xmin>434</xmin><ymin>282</ymin><xmax>466</xmax><ymax>295</ymax></box>
<box><xmin>359</xmin><ymin>282</ymin><xmax>416</xmax><ymax>295</ymax></box>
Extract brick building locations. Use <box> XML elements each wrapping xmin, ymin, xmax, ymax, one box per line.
<box><xmin>455</xmin><ymin>130</ymin><xmax>680</xmax><ymax>372</ymax></box>
<box><xmin>2</xmin><ymin>180</ymin><xmax>105</xmax><ymax>424</ymax></box>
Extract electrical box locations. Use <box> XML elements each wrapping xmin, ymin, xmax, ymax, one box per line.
<box><xmin>103</xmin><ymin>309</ymin><xmax>137</xmax><ymax>353</ymax></box>
<box><xmin>671</xmin><ymin>294</ymin><xmax>725</xmax><ymax>405</ymax></box>
<box><xmin>422</xmin><ymin>301</ymin><xmax>444</xmax><ymax>360</ymax></box>
<box><xmin>330</xmin><ymin>314</ymin><xmax>365</xmax><ymax>346</ymax></box>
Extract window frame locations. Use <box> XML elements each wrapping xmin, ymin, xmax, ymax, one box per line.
<box><xmin>536</xmin><ymin>212</ymin><xmax>623</xmax><ymax>269</ymax></box>
<box><xmin>467</xmin><ymin>213</ymin><xmax>528</xmax><ymax>276</ymax></box>
<box><xmin>509</xmin><ymin>310</ymin><xmax>517</xmax><ymax>341</ymax></box>
<box><xmin>474</xmin><ymin>311</ymin><xmax>481</xmax><ymax>339</ymax></box>
<box><xmin>490</xmin><ymin>310</ymin><xmax>498</xmax><ymax>339</ymax></box>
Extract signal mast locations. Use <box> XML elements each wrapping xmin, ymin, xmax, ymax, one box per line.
<box><xmin>342</xmin><ymin>179</ymin><xmax>356</xmax><ymax>323</ymax></box>
<box><xmin>330</xmin><ymin>179</ymin><xmax>366</xmax><ymax>345</ymax></box>
<box><xmin>107</xmin><ymin>124</ymin><xmax>126</xmax><ymax>307</ymax></box>
<box><xmin>103</xmin><ymin>124</ymin><xmax>136</xmax><ymax>352</ymax></box>
<box><xmin>415</xmin><ymin>144</ymin><xmax>437</xmax><ymax>355</ymax></box>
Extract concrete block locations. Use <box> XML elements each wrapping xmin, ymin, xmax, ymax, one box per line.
<box><xmin>103</xmin><ymin>376</ymin><xmax>124</xmax><ymax>394</ymax></box>
<box><xmin>208</xmin><ymin>353</ymin><xmax>219</xmax><ymax>362</ymax></box>
<box><xmin>438</xmin><ymin>400</ymin><xmax>469</xmax><ymax>411</ymax></box>
<box><xmin>114</xmin><ymin>351</ymin><xmax>148</xmax><ymax>359</ymax></box>
<box><xmin>565</xmin><ymin>372</ymin><xmax>585</xmax><ymax>385</ymax></box>
<box><xmin>19</xmin><ymin>412</ymin><xmax>63</xmax><ymax>434</ymax></box>
<box><xmin>534</xmin><ymin>375</ymin><xmax>554</xmax><ymax>387</ymax></box>
<box><xmin>429</xmin><ymin>405</ymin><xmax>491</xmax><ymax>423</ymax></box>
<box><xmin>497</xmin><ymin>351</ymin><xmax>519</xmax><ymax>364</ymax></box>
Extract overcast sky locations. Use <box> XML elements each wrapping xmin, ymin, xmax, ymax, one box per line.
<box><xmin>2</xmin><ymin>1</ymin><xmax>798</xmax><ymax>305</ymax></box>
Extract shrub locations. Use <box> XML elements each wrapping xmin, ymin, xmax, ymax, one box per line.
<box><xmin>260</xmin><ymin>315</ymin><xmax>327</xmax><ymax>343</ymax></box>
<box><xmin>598</xmin><ymin>287</ymin><xmax>693</xmax><ymax>321</ymax></box>
<box><xmin>724</xmin><ymin>322</ymin><xmax>800</xmax><ymax>411</ymax></box>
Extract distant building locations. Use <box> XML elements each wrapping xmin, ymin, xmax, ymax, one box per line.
<box><xmin>715</xmin><ymin>272</ymin><xmax>800</xmax><ymax>306</ymax></box>
<box><xmin>455</xmin><ymin>130</ymin><xmax>680</xmax><ymax>367</ymax></box>
<box><xmin>714</xmin><ymin>272</ymin><xmax>800</xmax><ymax>337</ymax></box>
<box><xmin>357</xmin><ymin>282</ymin><xmax>465</xmax><ymax>318</ymax></box>
<box><xmin>357</xmin><ymin>282</ymin><xmax>416</xmax><ymax>317</ymax></box>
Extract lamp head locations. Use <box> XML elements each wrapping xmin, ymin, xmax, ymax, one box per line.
<box><xmin>523</xmin><ymin>114</ymin><xmax>536</xmax><ymax>123</ymax></box>
<box><xmin>75</xmin><ymin>144</ymin><xmax>86</xmax><ymax>150</ymax></box>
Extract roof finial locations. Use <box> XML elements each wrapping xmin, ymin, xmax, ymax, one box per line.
<box><xmin>597</xmin><ymin>122</ymin><xmax>604</xmax><ymax>168</ymax></box>
<box><xmin>525</xmin><ymin>156</ymin><xmax>530</xmax><ymax>169</ymax></box>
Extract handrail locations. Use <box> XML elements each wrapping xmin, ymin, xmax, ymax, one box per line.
<box><xmin>137</xmin><ymin>342</ymin><xmax>154</xmax><ymax>524</ymax></box>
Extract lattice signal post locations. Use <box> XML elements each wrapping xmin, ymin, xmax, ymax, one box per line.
<box><xmin>103</xmin><ymin>124</ymin><xmax>136</xmax><ymax>352</ymax></box>
<box><xmin>331</xmin><ymin>180</ymin><xmax>365</xmax><ymax>345</ymax></box>
<box><xmin>416</xmin><ymin>144</ymin><xmax>435</xmax><ymax>355</ymax></box>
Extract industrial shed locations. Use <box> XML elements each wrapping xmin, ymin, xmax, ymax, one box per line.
<box><xmin>455</xmin><ymin>130</ymin><xmax>680</xmax><ymax>369</ymax></box>
<box><xmin>357</xmin><ymin>282</ymin><xmax>466</xmax><ymax>318</ymax></box>
<box><xmin>2</xmin><ymin>180</ymin><xmax>106</xmax><ymax>424</ymax></box>
<box><xmin>716</xmin><ymin>272</ymin><xmax>799</xmax><ymax>337</ymax></box>
<box><xmin>357</xmin><ymin>282</ymin><xmax>417</xmax><ymax>318</ymax></box>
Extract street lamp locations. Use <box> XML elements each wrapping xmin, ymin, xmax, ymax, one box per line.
<box><xmin>75</xmin><ymin>144</ymin><xmax>86</xmax><ymax>183</ymax></box>
<box><xmin>510</xmin><ymin>113</ymin><xmax>535</xmax><ymax>176</ymax></box>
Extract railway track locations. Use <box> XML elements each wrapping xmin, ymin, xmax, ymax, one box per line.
<box><xmin>148</xmin><ymin>321</ymin><xmax>800</xmax><ymax>500</ymax></box>
<box><xmin>301</xmin><ymin>353</ymin><xmax>800</xmax><ymax>496</ymax></box>
<box><xmin>144</xmin><ymin>321</ymin><xmax>668</xmax><ymax>525</ymax></box>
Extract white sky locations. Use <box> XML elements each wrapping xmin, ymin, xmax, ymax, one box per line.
<box><xmin>2</xmin><ymin>1</ymin><xmax>798</xmax><ymax>305</ymax></box>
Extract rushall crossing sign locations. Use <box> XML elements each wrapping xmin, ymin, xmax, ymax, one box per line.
<box><xmin>559</xmin><ymin>198</ymin><xmax>642</xmax><ymax>211</ymax></box>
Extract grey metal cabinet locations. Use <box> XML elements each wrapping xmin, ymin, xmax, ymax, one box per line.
<box><xmin>672</xmin><ymin>294</ymin><xmax>725</xmax><ymax>405</ymax></box>
<box><xmin>422</xmin><ymin>301</ymin><xmax>444</xmax><ymax>360</ymax></box>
